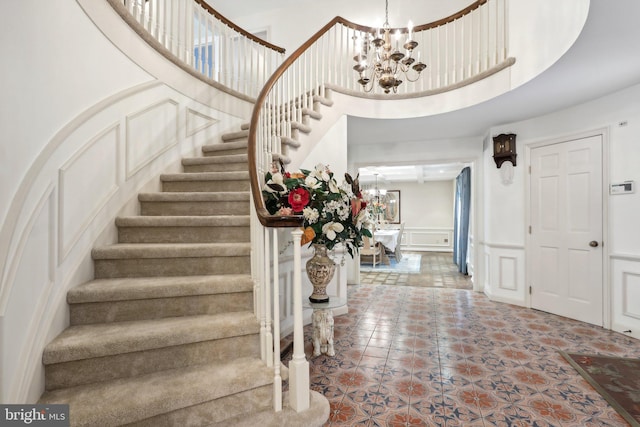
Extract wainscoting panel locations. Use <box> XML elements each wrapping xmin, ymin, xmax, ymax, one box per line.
<box><xmin>611</xmin><ymin>255</ymin><xmax>640</xmax><ymax>339</ymax></box>
<box><xmin>482</xmin><ymin>243</ymin><xmax>525</xmax><ymax>306</ymax></box>
<box><xmin>58</xmin><ymin>125</ymin><xmax>120</xmax><ymax>261</ymax></box>
<box><xmin>186</xmin><ymin>107</ymin><xmax>219</xmax><ymax>137</ymax></box>
<box><xmin>403</xmin><ymin>227</ymin><xmax>453</xmax><ymax>252</ymax></box>
<box><xmin>125</xmin><ymin>99</ymin><xmax>179</xmax><ymax>178</ymax></box>
<box><xmin>4</xmin><ymin>186</ymin><xmax>55</xmax><ymax>402</ymax></box>
<box><xmin>622</xmin><ymin>272</ymin><xmax>640</xmax><ymax>320</ymax></box>
<box><xmin>498</xmin><ymin>256</ymin><xmax>518</xmax><ymax>290</ymax></box>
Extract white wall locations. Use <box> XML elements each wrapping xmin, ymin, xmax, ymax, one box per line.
<box><xmin>395</xmin><ymin>181</ymin><xmax>454</xmax><ymax>228</ymax></box>
<box><xmin>482</xmin><ymin>82</ymin><xmax>640</xmax><ymax>339</ymax></box>
<box><xmin>0</xmin><ymin>0</ymin><xmax>152</xmax><ymax>238</ymax></box>
<box><xmin>390</xmin><ymin>181</ymin><xmax>456</xmax><ymax>252</ymax></box>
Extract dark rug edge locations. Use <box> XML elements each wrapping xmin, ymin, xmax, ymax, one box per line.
<box><xmin>558</xmin><ymin>350</ymin><xmax>640</xmax><ymax>427</ymax></box>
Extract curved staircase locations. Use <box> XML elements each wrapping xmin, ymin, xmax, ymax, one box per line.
<box><xmin>38</xmin><ymin>101</ymin><xmax>333</xmax><ymax>425</ymax></box>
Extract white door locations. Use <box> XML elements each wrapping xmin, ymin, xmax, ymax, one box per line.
<box><xmin>530</xmin><ymin>135</ymin><xmax>603</xmax><ymax>326</ymax></box>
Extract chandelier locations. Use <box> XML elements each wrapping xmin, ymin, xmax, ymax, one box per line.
<box><xmin>353</xmin><ymin>0</ymin><xmax>427</xmax><ymax>94</ymax></box>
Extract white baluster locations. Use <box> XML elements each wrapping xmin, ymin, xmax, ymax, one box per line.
<box><xmin>289</xmin><ymin>228</ymin><xmax>310</xmax><ymax>412</ymax></box>
<box><xmin>264</xmin><ymin>225</ymin><xmax>273</xmax><ymax>366</ymax></box>
<box><xmin>272</xmin><ymin>229</ymin><xmax>282</xmax><ymax>412</ymax></box>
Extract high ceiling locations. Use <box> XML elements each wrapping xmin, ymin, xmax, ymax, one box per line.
<box><xmin>215</xmin><ymin>0</ymin><xmax>640</xmax><ymax>182</ymax></box>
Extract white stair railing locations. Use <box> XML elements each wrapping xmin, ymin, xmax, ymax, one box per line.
<box><xmin>118</xmin><ymin>0</ymin><xmax>285</xmax><ymax>99</ymax></box>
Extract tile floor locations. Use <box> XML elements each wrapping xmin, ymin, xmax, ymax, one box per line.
<box><xmin>303</xmin><ymin>284</ymin><xmax>640</xmax><ymax>426</ymax></box>
<box><xmin>360</xmin><ymin>252</ymin><xmax>473</xmax><ymax>290</ymax></box>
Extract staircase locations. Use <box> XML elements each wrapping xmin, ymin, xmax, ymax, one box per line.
<box><xmin>38</xmin><ymin>92</ymin><xmax>334</xmax><ymax>426</ymax></box>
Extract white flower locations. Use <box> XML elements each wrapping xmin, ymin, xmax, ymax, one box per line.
<box><xmin>312</xmin><ymin>163</ymin><xmax>330</xmax><ymax>181</ymax></box>
<box><xmin>304</xmin><ymin>176</ymin><xmax>321</xmax><ymax>189</ymax></box>
<box><xmin>303</xmin><ymin>207</ymin><xmax>319</xmax><ymax>223</ymax></box>
<box><xmin>329</xmin><ymin>179</ymin><xmax>340</xmax><ymax>194</ymax></box>
<box><xmin>322</xmin><ymin>222</ymin><xmax>344</xmax><ymax>240</ymax></box>
<box><xmin>263</xmin><ymin>172</ymin><xmax>284</xmax><ymax>193</ymax></box>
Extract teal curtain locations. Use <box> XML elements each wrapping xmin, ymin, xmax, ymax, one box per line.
<box><xmin>453</xmin><ymin>167</ymin><xmax>471</xmax><ymax>274</ymax></box>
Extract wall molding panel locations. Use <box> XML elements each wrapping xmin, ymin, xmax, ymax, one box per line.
<box><xmin>482</xmin><ymin>242</ymin><xmax>526</xmax><ymax>306</ymax></box>
<box><xmin>611</xmin><ymin>256</ymin><xmax>640</xmax><ymax>339</ymax></box>
<box><xmin>186</xmin><ymin>108</ymin><xmax>219</xmax><ymax>137</ymax></box>
<box><xmin>498</xmin><ymin>256</ymin><xmax>518</xmax><ymax>290</ymax></box>
<box><xmin>402</xmin><ymin>227</ymin><xmax>454</xmax><ymax>252</ymax></box>
<box><xmin>58</xmin><ymin>124</ymin><xmax>120</xmax><ymax>262</ymax></box>
<box><xmin>125</xmin><ymin>99</ymin><xmax>179</xmax><ymax>178</ymax></box>
<box><xmin>622</xmin><ymin>272</ymin><xmax>640</xmax><ymax>321</ymax></box>
<box><xmin>2</xmin><ymin>185</ymin><xmax>55</xmax><ymax>403</ymax></box>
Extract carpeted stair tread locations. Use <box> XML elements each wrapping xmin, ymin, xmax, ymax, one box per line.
<box><xmin>202</xmin><ymin>141</ymin><xmax>247</xmax><ymax>153</ymax></box>
<box><xmin>160</xmin><ymin>171</ymin><xmax>249</xmax><ymax>182</ymax></box>
<box><xmin>217</xmin><ymin>390</ymin><xmax>329</xmax><ymax>427</ymax></box>
<box><xmin>313</xmin><ymin>94</ymin><xmax>333</xmax><ymax>107</ymax></box>
<box><xmin>301</xmin><ymin>108</ymin><xmax>322</xmax><ymax>120</ymax></box>
<box><xmin>240</xmin><ymin>123</ymin><xmax>250</xmax><ymax>130</ymax></box>
<box><xmin>115</xmin><ymin>215</ymin><xmax>249</xmax><ymax>227</ymax></box>
<box><xmin>138</xmin><ymin>191</ymin><xmax>249</xmax><ymax>202</ymax></box>
<box><xmin>43</xmin><ymin>312</ymin><xmax>258</xmax><ymax>364</ymax></box>
<box><xmin>182</xmin><ymin>154</ymin><xmax>248</xmax><ymax>165</ymax></box>
<box><xmin>67</xmin><ymin>275</ymin><xmax>253</xmax><ymax>304</ymax></box>
<box><xmin>221</xmin><ymin>130</ymin><xmax>249</xmax><ymax>142</ymax></box>
<box><xmin>290</xmin><ymin>121</ymin><xmax>311</xmax><ymax>134</ymax></box>
<box><xmin>280</xmin><ymin>136</ymin><xmax>301</xmax><ymax>149</ymax></box>
<box><xmin>272</xmin><ymin>153</ymin><xmax>291</xmax><ymax>165</ymax></box>
<box><xmin>39</xmin><ymin>357</ymin><xmax>272</xmax><ymax>427</ymax></box>
<box><xmin>92</xmin><ymin>242</ymin><xmax>250</xmax><ymax>259</ymax></box>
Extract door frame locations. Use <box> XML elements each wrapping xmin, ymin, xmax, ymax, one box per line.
<box><xmin>524</xmin><ymin>127</ymin><xmax>610</xmax><ymax>328</ymax></box>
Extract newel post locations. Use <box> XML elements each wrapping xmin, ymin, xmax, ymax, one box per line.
<box><xmin>289</xmin><ymin>228</ymin><xmax>310</xmax><ymax>412</ymax></box>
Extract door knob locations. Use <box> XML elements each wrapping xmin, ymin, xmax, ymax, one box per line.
<box><xmin>589</xmin><ymin>241</ymin><xmax>599</xmax><ymax>247</ymax></box>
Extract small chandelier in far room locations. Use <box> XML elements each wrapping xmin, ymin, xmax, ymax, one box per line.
<box><xmin>353</xmin><ymin>0</ymin><xmax>427</xmax><ymax>94</ymax></box>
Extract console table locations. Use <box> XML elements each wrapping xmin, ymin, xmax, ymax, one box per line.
<box><xmin>304</xmin><ymin>297</ymin><xmax>347</xmax><ymax>357</ymax></box>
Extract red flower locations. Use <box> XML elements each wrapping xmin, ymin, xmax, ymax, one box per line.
<box><xmin>288</xmin><ymin>188</ymin><xmax>310</xmax><ymax>212</ymax></box>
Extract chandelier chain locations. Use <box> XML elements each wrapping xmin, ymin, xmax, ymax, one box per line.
<box><xmin>384</xmin><ymin>0</ymin><xmax>389</xmax><ymax>27</ymax></box>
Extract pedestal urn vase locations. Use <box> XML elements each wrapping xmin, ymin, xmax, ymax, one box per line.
<box><xmin>306</xmin><ymin>244</ymin><xmax>335</xmax><ymax>303</ymax></box>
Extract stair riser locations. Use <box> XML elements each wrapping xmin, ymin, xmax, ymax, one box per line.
<box><xmin>118</xmin><ymin>226</ymin><xmax>250</xmax><ymax>244</ymax></box>
<box><xmin>140</xmin><ymin>201</ymin><xmax>249</xmax><ymax>216</ymax></box>
<box><xmin>127</xmin><ymin>385</ymin><xmax>272</xmax><ymax>427</ymax></box>
<box><xmin>45</xmin><ymin>334</ymin><xmax>259</xmax><ymax>391</ymax></box>
<box><xmin>94</xmin><ymin>256</ymin><xmax>250</xmax><ymax>278</ymax></box>
<box><xmin>161</xmin><ymin>180</ymin><xmax>249</xmax><ymax>192</ymax></box>
<box><xmin>70</xmin><ymin>292</ymin><xmax>253</xmax><ymax>325</ymax></box>
<box><xmin>182</xmin><ymin>163</ymin><xmax>248</xmax><ymax>173</ymax></box>
<box><xmin>202</xmin><ymin>147</ymin><xmax>247</xmax><ymax>157</ymax></box>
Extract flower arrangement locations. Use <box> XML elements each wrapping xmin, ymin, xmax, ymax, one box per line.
<box><xmin>262</xmin><ymin>163</ymin><xmax>374</xmax><ymax>257</ymax></box>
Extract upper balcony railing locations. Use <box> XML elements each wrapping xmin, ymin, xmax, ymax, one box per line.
<box><xmin>248</xmin><ymin>0</ymin><xmax>513</xmax><ymax>228</ymax></box>
<box><xmin>116</xmin><ymin>0</ymin><xmax>286</xmax><ymax>100</ymax></box>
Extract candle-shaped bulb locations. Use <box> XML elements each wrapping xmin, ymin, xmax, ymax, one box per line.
<box><xmin>408</xmin><ymin>20</ymin><xmax>413</xmax><ymax>41</ymax></box>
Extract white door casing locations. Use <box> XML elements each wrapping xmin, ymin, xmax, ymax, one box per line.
<box><xmin>529</xmin><ymin>134</ymin><xmax>604</xmax><ymax>326</ymax></box>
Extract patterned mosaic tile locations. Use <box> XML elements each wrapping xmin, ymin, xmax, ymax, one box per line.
<box><xmin>296</xmin><ymin>283</ymin><xmax>640</xmax><ymax>426</ymax></box>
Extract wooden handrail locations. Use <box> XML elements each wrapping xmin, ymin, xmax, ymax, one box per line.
<box><xmin>248</xmin><ymin>17</ymin><xmax>344</xmax><ymax>228</ymax></box>
<box><xmin>248</xmin><ymin>0</ymin><xmax>492</xmax><ymax>228</ymax></box>
<box><xmin>194</xmin><ymin>0</ymin><xmax>286</xmax><ymax>53</ymax></box>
